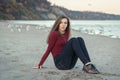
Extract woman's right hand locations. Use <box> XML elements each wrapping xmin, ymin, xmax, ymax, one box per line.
<box><xmin>32</xmin><ymin>65</ymin><xmax>42</xmax><ymax>69</ymax></box>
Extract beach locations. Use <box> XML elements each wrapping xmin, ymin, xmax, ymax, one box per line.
<box><xmin>0</xmin><ymin>21</ymin><xmax>120</xmax><ymax>80</ymax></box>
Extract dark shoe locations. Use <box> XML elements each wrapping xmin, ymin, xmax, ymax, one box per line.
<box><xmin>82</xmin><ymin>64</ymin><xmax>100</xmax><ymax>74</ymax></box>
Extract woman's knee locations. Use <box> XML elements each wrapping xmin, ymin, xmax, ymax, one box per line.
<box><xmin>69</xmin><ymin>38</ymin><xmax>77</xmax><ymax>41</ymax></box>
<box><xmin>69</xmin><ymin>38</ymin><xmax>79</xmax><ymax>45</ymax></box>
<box><xmin>77</xmin><ymin>37</ymin><xmax>84</xmax><ymax>41</ymax></box>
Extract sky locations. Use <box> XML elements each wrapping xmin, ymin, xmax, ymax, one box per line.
<box><xmin>47</xmin><ymin>0</ymin><xmax>120</xmax><ymax>15</ymax></box>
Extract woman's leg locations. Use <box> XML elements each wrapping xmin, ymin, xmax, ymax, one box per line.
<box><xmin>77</xmin><ymin>37</ymin><xmax>100</xmax><ymax>74</ymax></box>
<box><xmin>77</xmin><ymin>37</ymin><xmax>91</xmax><ymax>62</ymax></box>
<box><xmin>54</xmin><ymin>38</ymin><xmax>78</xmax><ymax>70</ymax></box>
<box><xmin>54</xmin><ymin>38</ymin><xmax>100</xmax><ymax>74</ymax></box>
<box><xmin>54</xmin><ymin>38</ymin><xmax>91</xmax><ymax>69</ymax></box>
<box><xmin>70</xmin><ymin>38</ymin><xmax>91</xmax><ymax>64</ymax></box>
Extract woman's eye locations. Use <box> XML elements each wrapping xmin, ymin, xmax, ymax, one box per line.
<box><xmin>64</xmin><ymin>22</ymin><xmax>67</xmax><ymax>24</ymax></box>
<box><xmin>60</xmin><ymin>21</ymin><xmax>67</xmax><ymax>24</ymax></box>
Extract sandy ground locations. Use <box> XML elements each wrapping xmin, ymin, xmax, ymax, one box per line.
<box><xmin>0</xmin><ymin>21</ymin><xmax>120</xmax><ymax>80</ymax></box>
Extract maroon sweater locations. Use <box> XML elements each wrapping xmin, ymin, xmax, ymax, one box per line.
<box><xmin>38</xmin><ymin>31</ymin><xmax>69</xmax><ymax>66</ymax></box>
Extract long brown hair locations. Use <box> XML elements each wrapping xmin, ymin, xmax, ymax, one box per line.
<box><xmin>47</xmin><ymin>15</ymin><xmax>71</xmax><ymax>43</ymax></box>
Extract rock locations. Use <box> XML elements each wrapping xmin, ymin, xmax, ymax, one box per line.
<box><xmin>47</xmin><ymin>13</ymin><xmax>56</xmax><ymax>19</ymax></box>
<box><xmin>50</xmin><ymin>7</ymin><xmax>66</xmax><ymax>16</ymax></box>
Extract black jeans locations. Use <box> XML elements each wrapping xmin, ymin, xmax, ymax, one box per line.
<box><xmin>54</xmin><ymin>37</ymin><xmax>91</xmax><ymax>70</ymax></box>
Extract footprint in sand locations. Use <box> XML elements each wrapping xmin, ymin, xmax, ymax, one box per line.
<box><xmin>47</xmin><ymin>71</ymin><xmax>60</xmax><ymax>75</ymax></box>
<box><xmin>11</xmin><ymin>59</ymin><xmax>19</xmax><ymax>62</ymax></box>
<box><xmin>0</xmin><ymin>50</ymin><xmax>2</xmax><ymax>52</ymax></box>
<box><xmin>13</xmin><ymin>75</ymin><xmax>25</xmax><ymax>78</ymax></box>
<box><xmin>4</xmin><ymin>52</ymin><xmax>11</xmax><ymax>55</ymax></box>
<box><xmin>11</xmin><ymin>57</ymin><xmax>19</xmax><ymax>62</ymax></box>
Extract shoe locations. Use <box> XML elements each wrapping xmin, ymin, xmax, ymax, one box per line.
<box><xmin>82</xmin><ymin>64</ymin><xmax>100</xmax><ymax>74</ymax></box>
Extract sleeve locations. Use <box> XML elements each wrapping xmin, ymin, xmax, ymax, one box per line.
<box><xmin>38</xmin><ymin>31</ymin><xmax>58</xmax><ymax>67</ymax></box>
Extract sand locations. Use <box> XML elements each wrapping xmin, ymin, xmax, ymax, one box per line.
<box><xmin>0</xmin><ymin>21</ymin><xmax>120</xmax><ymax>80</ymax></box>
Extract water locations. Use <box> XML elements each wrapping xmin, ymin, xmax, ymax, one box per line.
<box><xmin>9</xmin><ymin>20</ymin><xmax>120</xmax><ymax>39</ymax></box>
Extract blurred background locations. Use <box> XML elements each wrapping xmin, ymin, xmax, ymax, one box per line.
<box><xmin>0</xmin><ymin>0</ymin><xmax>120</xmax><ymax>20</ymax></box>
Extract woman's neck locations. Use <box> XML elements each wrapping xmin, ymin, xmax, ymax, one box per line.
<box><xmin>59</xmin><ymin>31</ymin><xmax>65</xmax><ymax>34</ymax></box>
<box><xmin>59</xmin><ymin>30</ymin><xmax>65</xmax><ymax>35</ymax></box>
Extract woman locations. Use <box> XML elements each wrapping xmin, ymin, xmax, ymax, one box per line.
<box><xmin>33</xmin><ymin>15</ymin><xmax>100</xmax><ymax>74</ymax></box>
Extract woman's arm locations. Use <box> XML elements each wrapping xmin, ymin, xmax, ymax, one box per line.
<box><xmin>38</xmin><ymin>31</ymin><xmax>58</xmax><ymax>68</ymax></box>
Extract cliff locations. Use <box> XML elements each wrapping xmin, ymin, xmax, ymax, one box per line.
<box><xmin>0</xmin><ymin>0</ymin><xmax>120</xmax><ymax>20</ymax></box>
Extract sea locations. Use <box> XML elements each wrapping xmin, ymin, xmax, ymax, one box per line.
<box><xmin>8</xmin><ymin>20</ymin><xmax>120</xmax><ymax>39</ymax></box>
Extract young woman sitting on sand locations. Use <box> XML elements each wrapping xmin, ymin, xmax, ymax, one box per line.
<box><xmin>33</xmin><ymin>15</ymin><xmax>100</xmax><ymax>74</ymax></box>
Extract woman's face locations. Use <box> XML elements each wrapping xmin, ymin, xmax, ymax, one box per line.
<box><xmin>58</xmin><ymin>18</ymin><xmax>68</xmax><ymax>33</ymax></box>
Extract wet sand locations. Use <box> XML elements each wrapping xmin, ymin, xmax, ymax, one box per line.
<box><xmin>0</xmin><ymin>21</ymin><xmax>120</xmax><ymax>80</ymax></box>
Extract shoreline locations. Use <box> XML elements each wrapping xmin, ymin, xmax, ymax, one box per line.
<box><xmin>1</xmin><ymin>21</ymin><xmax>120</xmax><ymax>39</ymax></box>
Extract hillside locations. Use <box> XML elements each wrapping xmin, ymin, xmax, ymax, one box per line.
<box><xmin>0</xmin><ymin>0</ymin><xmax>120</xmax><ymax>20</ymax></box>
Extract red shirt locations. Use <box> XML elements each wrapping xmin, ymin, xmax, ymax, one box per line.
<box><xmin>38</xmin><ymin>31</ymin><xmax>69</xmax><ymax>66</ymax></box>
